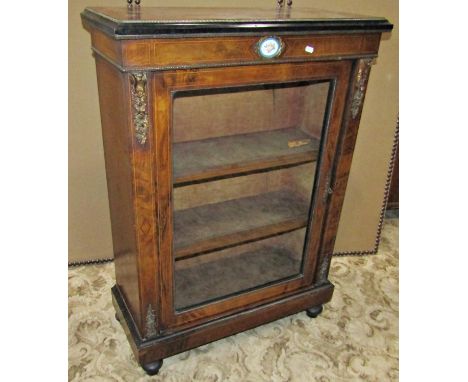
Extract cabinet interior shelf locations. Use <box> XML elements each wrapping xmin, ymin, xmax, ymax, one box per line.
<box><xmin>174</xmin><ymin>190</ymin><xmax>309</xmax><ymax>260</ymax></box>
<box><xmin>173</xmin><ymin>127</ymin><xmax>320</xmax><ymax>185</ymax></box>
<box><xmin>175</xmin><ymin>246</ymin><xmax>301</xmax><ymax>310</ymax></box>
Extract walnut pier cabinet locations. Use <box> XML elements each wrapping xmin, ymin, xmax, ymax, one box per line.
<box><xmin>82</xmin><ymin>6</ymin><xmax>392</xmax><ymax>375</ymax></box>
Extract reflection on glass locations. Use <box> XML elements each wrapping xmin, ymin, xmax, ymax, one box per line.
<box><xmin>172</xmin><ymin>81</ymin><xmax>330</xmax><ymax>310</ymax></box>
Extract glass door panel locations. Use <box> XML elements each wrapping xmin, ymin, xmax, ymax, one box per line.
<box><xmin>172</xmin><ymin>80</ymin><xmax>331</xmax><ymax>311</ymax></box>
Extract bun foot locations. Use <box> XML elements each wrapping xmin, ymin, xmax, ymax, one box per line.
<box><xmin>306</xmin><ymin>305</ymin><xmax>323</xmax><ymax>318</ymax></box>
<box><xmin>142</xmin><ymin>359</ymin><xmax>163</xmax><ymax>376</ymax></box>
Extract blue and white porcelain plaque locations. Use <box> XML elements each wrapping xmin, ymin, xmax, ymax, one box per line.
<box><xmin>257</xmin><ymin>36</ymin><xmax>283</xmax><ymax>59</ymax></box>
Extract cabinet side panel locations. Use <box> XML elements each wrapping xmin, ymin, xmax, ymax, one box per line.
<box><xmin>94</xmin><ymin>56</ymin><xmax>141</xmax><ymax>324</ymax></box>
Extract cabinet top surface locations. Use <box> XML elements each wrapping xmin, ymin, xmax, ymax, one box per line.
<box><xmin>82</xmin><ymin>6</ymin><xmax>392</xmax><ymax>38</ymax></box>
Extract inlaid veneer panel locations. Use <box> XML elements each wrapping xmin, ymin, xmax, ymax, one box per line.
<box><xmin>119</xmin><ymin>34</ymin><xmax>381</xmax><ymax>68</ymax></box>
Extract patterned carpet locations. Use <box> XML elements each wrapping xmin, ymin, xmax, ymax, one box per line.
<box><xmin>68</xmin><ymin>218</ymin><xmax>398</xmax><ymax>381</ymax></box>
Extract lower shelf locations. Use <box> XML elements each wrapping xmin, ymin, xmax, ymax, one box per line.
<box><xmin>174</xmin><ymin>245</ymin><xmax>301</xmax><ymax>310</ymax></box>
<box><xmin>174</xmin><ymin>189</ymin><xmax>309</xmax><ymax>259</ymax></box>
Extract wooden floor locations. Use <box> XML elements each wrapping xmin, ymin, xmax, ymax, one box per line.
<box><xmin>173</xmin><ymin>189</ymin><xmax>309</xmax><ymax>259</ymax></box>
<box><xmin>173</xmin><ymin>127</ymin><xmax>319</xmax><ymax>184</ymax></box>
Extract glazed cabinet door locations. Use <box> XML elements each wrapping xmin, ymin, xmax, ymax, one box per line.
<box><xmin>152</xmin><ymin>61</ymin><xmax>352</xmax><ymax>332</ymax></box>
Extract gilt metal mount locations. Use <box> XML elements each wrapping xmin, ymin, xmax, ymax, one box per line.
<box><xmin>129</xmin><ymin>72</ymin><xmax>149</xmax><ymax>145</ymax></box>
<box><xmin>145</xmin><ymin>304</ymin><xmax>157</xmax><ymax>338</ymax></box>
<box><xmin>350</xmin><ymin>58</ymin><xmax>375</xmax><ymax>119</ymax></box>
<box><xmin>316</xmin><ymin>256</ymin><xmax>331</xmax><ymax>285</ymax></box>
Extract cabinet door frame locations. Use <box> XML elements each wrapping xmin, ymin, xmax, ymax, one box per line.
<box><xmin>151</xmin><ymin>61</ymin><xmax>352</xmax><ymax>332</ymax></box>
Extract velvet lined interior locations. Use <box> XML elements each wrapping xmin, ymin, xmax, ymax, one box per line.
<box><xmin>173</xmin><ymin>127</ymin><xmax>320</xmax><ymax>184</ymax></box>
<box><xmin>172</xmin><ymin>81</ymin><xmax>328</xmax><ymax>309</ymax></box>
<box><xmin>174</xmin><ymin>189</ymin><xmax>309</xmax><ymax>259</ymax></box>
<box><xmin>174</xmin><ymin>230</ymin><xmax>305</xmax><ymax>310</ymax></box>
<box><xmin>173</xmin><ymin>81</ymin><xmax>329</xmax><ymax>142</ymax></box>
<box><xmin>174</xmin><ymin>163</ymin><xmax>317</xmax><ymax>211</ymax></box>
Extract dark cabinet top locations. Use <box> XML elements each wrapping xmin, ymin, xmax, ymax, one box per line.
<box><xmin>81</xmin><ymin>6</ymin><xmax>393</xmax><ymax>38</ymax></box>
